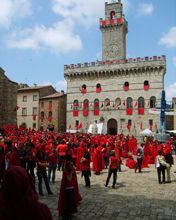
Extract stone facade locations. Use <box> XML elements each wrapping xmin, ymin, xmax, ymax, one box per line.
<box><xmin>17</xmin><ymin>85</ymin><xmax>56</xmax><ymax>129</ymax></box>
<box><xmin>101</xmin><ymin>1</ymin><xmax>128</xmax><ymax>61</ymax></box>
<box><xmin>0</xmin><ymin>67</ymin><xmax>18</xmax><ymax>127</ymax></box>
<box><xmin>65</xmin><ymin>1</ymin><xmax>166</xmax><ymax>137</ymax></box>
<box><xmin>39</xmin><ymin>92</ymin><xmax>67</xmax><ymax>132</ymax></box>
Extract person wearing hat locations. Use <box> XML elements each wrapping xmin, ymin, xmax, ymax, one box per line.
<box><xmin>105</xmin><ymin>150</ymin><xmax>119</xmax><ymax>189</ymax></box>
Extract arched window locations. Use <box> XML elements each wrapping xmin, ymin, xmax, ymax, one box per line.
<box><xmin>124</xmin><ymin>82</ymin><xmax>129</xmax><ymax>91</ymax></box>
<box><xmin>126</xmin><ymin>97</ymin><xmax>133</xmax><ymax>108</ymax></box>
<box><xmin>104</xmin><ymin>98</ymin><xmax>110</xmax><ymax>109</ymax></box>
<box><xmin>73</xmin><ymin>100</ymin><xmax>79</xmax><ymax>117</ymax></box>
<box><xmin>48</xmin><ymin>111</ymin><xmax>52</xmax><ymax>122</ymax></box>
<box><xmin>96</xmin><ymin>83</ymin><xmax>102</xmax><ymax>93</ymax></box>
<box><xmin>83</xmin><ymin>99</ymin><xmax>89</xmax><ymax>117</ymax></box>
<box><xmin>138</xmin><ymin>97</ymin><xmax>145</xmax><ymax>108</ymax></box>
<box><xmin>73</xmin><ymin>100</ymin><xmax>79</xmax><ymax>110</ymax></box>
<box><xmin>110</xmin><ymin>10</ymin><xmax>115</xmax><ymax>19</ymax></box>
<box><xmin>81</xmin><ymin>84</ymin><xmax>87</xmax><ymax>94</ymax></box>
<box><xmin>40</xmin><ymin>111</ymin><xmax>44</xmax><ymax>122</ymax></box>
<box><xmin>144</xmin><ymin>80</ymin><xmax>150</xmax><ymax>90</ymax></box>
<box><xmin>94</xmin><ymin>99</ymin><xmax>99</xmax><ymax>116</ymax></box>
<box><xmin>138</xmin><ymin>97</ymin><xmax>145</xmax><ymax>115</ymax></box>
<box><xmin>150</xmin><ymin>96</ymin><xmax>156</xmax><ymax>108</ymax></box>
<box><xmin>115</xmin><ymin>98</ymin><xmax>121</xmax><ymax>108</ymax></box>
<box><xmin>126</xmin><ymin>97</ymin><xmax>133</xmax><ymax>115</ymax></box>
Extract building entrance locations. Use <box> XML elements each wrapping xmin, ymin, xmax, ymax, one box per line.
<box><xmin>107</xmin><ymin>119</ymin><xmax>117</xmax><ymax>135</ymax></box>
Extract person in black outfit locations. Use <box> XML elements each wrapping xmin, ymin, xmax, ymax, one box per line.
<box><xmin>36</xmin><ymin>150</ymin><xmax>53</xmax><ymax>196</ymax></box>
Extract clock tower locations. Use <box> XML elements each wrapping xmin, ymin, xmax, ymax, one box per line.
<box><xmin>100</xmin><ymin>0</ymin><xmax>128</xmax><ymax>61</ymax></box>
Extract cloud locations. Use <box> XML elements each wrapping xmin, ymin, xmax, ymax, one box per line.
<box><xmin>55</xmin><ymin>80</ymin><xmax>67</xmax><ymax>91</ymax></box>
<box><xmin>0</xmin><ymin>0</ymin><xmax>32</xmax><ymax>28</ymax></box>
<box><xmin>51</xmin><ymin>0</ymin><xmax>130</xmax><ymax>29</ymax></box>
<box><xmin>173</xmin><ymin>56</ymin><xmax>176</xmax><ymax>68</ymax></box>
<box><xmin>41</xmin><ymin>79</ymin><xmax>67</xmax><ymax>92</ymax></box>
<box><xmin>6</xmin><ymin>19</ymin><xmax>82</xmax><ymax>54</ymax></box>
<box><xmin>165</xmin><ymin>83</ymin><xmax>176</xmax><ymax>101</ymax></box>
<box><xmin>137</xmin><ymin>3</ymin><xmax>154</xmax><ymax>16</ymax></box>
<box><xmin>6</xmin><ymin>0</ymin><xmax>130</xmax><ymax>53</ymax></box>
<box><xmin>159</xmin><ymin>27</ymin><xmax>176</xmax><ymax>48</ymax></box>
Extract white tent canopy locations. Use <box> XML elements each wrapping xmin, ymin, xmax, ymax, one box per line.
<box><xmin>166</xmin><ymin>130</ymin><xmax>176</xmax><ymax>134</ymax></box>
<box><xmin>140</xmin><ymin>128</ymin><xmax>154</xmax><ymax>136</ymax></box>
<box><xmin>88</xmin><ymin>123</ymin><xmax>104</xmax><ymax>134</ymax></box>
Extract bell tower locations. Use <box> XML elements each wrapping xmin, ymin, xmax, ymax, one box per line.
<box><xmin>100</xmin><ymin>0</ymin><xmax>128</xmax><ymax>61</ymax></box>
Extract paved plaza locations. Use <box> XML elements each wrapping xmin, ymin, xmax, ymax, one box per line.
<box><xmin>40</xmin><ymin>158</ymin><xmax>176</xmax><ymax>220</ymax></box>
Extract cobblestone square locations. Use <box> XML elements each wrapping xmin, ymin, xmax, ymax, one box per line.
<box><xmin>39</xmin><ymin>158</ymin><xmax>176</xmax><ymax>220</ymax></box>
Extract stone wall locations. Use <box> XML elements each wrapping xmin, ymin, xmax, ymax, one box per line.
<box><xmin>0</xmin><ymin>68</ymin><xmax>18</xmax><ymax>127</ymax></box>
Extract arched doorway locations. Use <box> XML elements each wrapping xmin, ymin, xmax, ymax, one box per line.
<box><xmin>107</xmin><ymin>119</ymin><xmax>117</xmax><ymax>135</ymax></box>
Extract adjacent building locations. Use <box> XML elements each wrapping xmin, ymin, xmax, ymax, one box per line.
<box><xmin>17</xmin><ymin>85</ymin><xmax>56</xmax><ymax>129</ymax></box>
<box><xmin>0</xmin><ymin>67</ymin><xmax>18</xmax><ymax>127</ymax></box>
<box><xmin>64</xmin><ymin>0</ymin><xmax>166</xmax><ymax>136</ymax></box>
<box><xmin>39</xmin><ymin>92</ymin><xmax>67</xmax><ymax>132</ymax></box>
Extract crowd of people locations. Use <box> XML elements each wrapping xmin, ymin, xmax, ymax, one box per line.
<box><xmin>0</xmin><ymin>125</ymin><xmax>175</xmax><ymax>219</ymax></box>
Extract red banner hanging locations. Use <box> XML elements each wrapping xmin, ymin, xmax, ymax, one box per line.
<box><xmin>73</xmin><ymin>110</ymin><xmax>78</xmax><ymax>117</ymax></box>
<box><xmin>126</xmin><ymin>108</ymin><xmax>133</xmax><ymax>115</ymax></box>
<box><xmin>138</xmin><ymin>108</ymin><xmax>144</xmax><ymax>115</ymax></box>
<box><xmin>83</xmin><ymin>109</ymin><xmax>89</xmax><ymax>117</ymax></box>
<box><xmin>94</xmin><ymin>109</ymin><xmax>99</xmax><ymax>116</ymax></box>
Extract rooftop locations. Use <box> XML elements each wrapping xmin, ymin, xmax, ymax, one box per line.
<box><xmin>40</xmin><ymin>92</ymin><xmax>65</xmax><ymax>99</ymax></box>
<box><xmin>18</xmin><ymin>85</ymin><xmax>54</xmax><ymax>92</ymax></box>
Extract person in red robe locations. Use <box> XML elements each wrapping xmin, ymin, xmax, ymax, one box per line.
<box><xmin>125</xmin><ymin>153</ymin><xmax>137</xmax><ymax>169</ymax></box>
<box><xmin>58</xmin><ymin>161</ymin><xmax>82</xmax><ymax>219</ymax></box>
<box><xmin>0</xmin><ymin>146</ymin><xmax>5</xmax><ymax>184</ymax></box>
<box><xmin>92</xmin><ymin>144</ymin><xmax>104</xmax><ymax>175</ymax></box>
<box><xmin>0</xmin><ymin>166</ymin><xmax>53</xmax><ymax>220</ymax></box>
<box><xmin>9</xmin><ymin>146</ymin><xmax>21</xmax><ymax>167</ymax></box>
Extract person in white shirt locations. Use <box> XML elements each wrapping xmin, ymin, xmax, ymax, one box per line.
<box><xmin>155</xmin><ymin>150</ymin><xmax>166</xmax><ymax>184</ymax></box>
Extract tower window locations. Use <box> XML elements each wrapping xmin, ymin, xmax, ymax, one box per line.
<box><xmin>144</xmin><ymin>80</ymin><xmax>150</xmax><ymax>91</ymax></box>
<box><xmin>124</xmin><ymin>82</ymin><xmax>129</xmax><ymax>91</ymax></box>
<box><xmin>96</xmin><ymin>83</ymin><xmax>102</xmax><ymax>93</ymax></box>
<box><xmin>81</xmin><ymin>84</ymin><xmax>87</xmax><ymax>94</ymax></box>
<box><xmin>110</xmin><ymin>11</ymin><xmax>115</xmax><ymax>19</ymax></box>
<box><xmin>150</xmin><ymin>96</ymin><xmax>156</xmax><ymax>108</ymax></box>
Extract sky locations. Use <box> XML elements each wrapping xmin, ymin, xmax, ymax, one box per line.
<box><xmin>0</xmin><ymin>0</ymin><xmax>176</xmax><ymax>101</ymax></box>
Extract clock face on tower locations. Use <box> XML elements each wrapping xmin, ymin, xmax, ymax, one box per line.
<box><xmin>105</xmin><ymin>45</ymin><xmax>118</xmax><ymax>58</ymax></box>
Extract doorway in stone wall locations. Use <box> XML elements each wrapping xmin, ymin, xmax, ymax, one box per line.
<box><xmin>107</xmin><ymin>119</ymin><xmax>117</xmax><ymax>135</ymax></box>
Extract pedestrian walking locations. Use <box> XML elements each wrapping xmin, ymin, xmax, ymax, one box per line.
<box><xmin>105</xmin><ymin>150</ymin><xmax>119</xmax><ymax>189</ymax></box>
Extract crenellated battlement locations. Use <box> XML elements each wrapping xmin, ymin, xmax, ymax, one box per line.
<box><xmin>64</xmin><ymin>55</ymin><xmax>166</xmax><ymax>79</ymax></box>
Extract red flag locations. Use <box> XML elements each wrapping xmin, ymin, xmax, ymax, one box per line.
<box><xmin>122</xmin><ymin>100</ymin><xmax>126</xmax><ymax>106</ymax></box>
<box><xmin>78</xmin><ymin>123</ymin><xmax>82</xmax><ymax>129</ymax></box>
<box><xmin>106</xmin><ymin>101</ymin><xmax>110</xmax><ymax>106</ymax></box>
<box><xmin>134</xmin><ymin>101</ymin><xmax>138</xmax><ymax>107</ymax></box>
<box><xmin>13</xmin><ymin>106</ymin><xmax>19</xmax><ymax>111</ymax></box>
<box><xmin>150</xmin><ymin>125</ymin><xmax>153</xmax><ymax>131</ymax></box>
<box><xmin>127</xmin><ymin>124</ymin><xmax>131</xmax><ymax>131</ymax></box>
